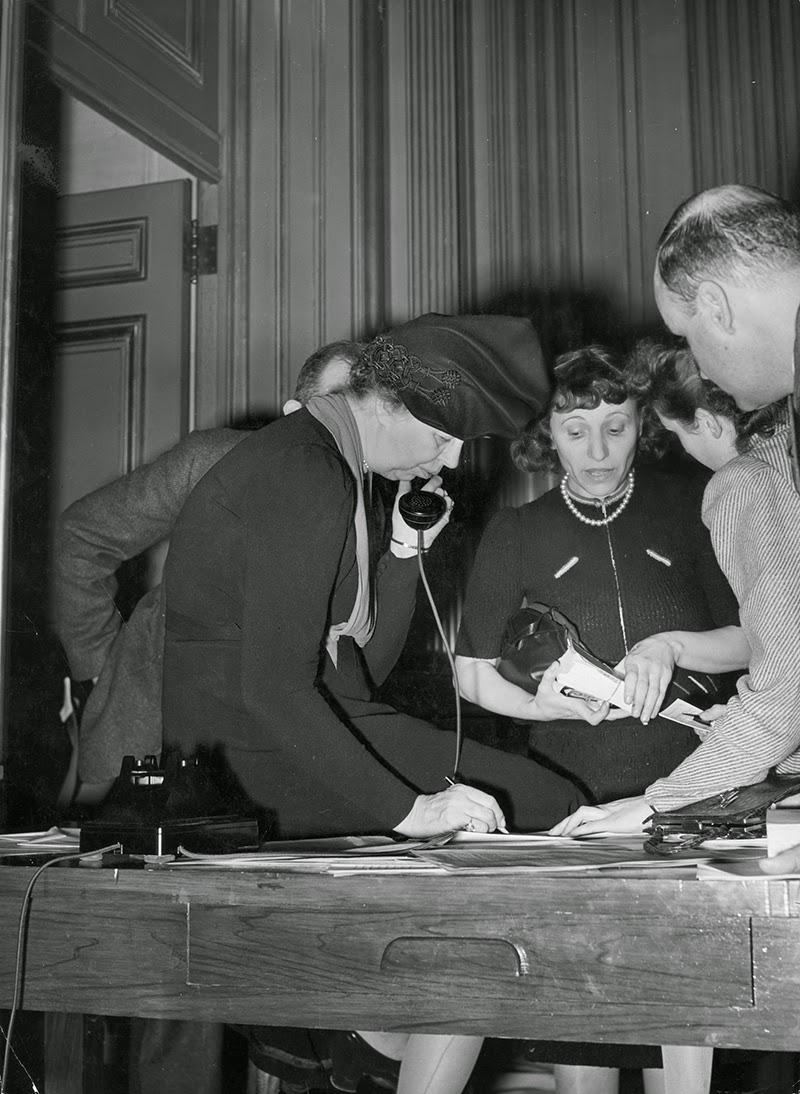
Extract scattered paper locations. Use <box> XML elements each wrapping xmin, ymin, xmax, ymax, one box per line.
<box><xmin>167</xmin><ymin>832</ymin><xmax>458</xmax><ymax>872</ymax></box>
<box><xmin>697</xmin><ymin>858</ymin><xmax>800</xmax><ymax>881</ymax></box>
<box><xmin>413</xmin><ymin>836</ymin><xmax>707</xmax><ymax>874</ymax></box>
<box><xmin>0</xmin><ymin>827</ymin><xmax>80</xmax><ymax>856</ymax></box>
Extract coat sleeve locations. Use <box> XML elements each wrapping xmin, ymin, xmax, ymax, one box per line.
<box><xmin>360</xmin><ymin>552</ymin><xmax>420</xmax><ymax>686</ymax></box>
<box><xmin>646</xmin><ymin>461</ymin><xmax>800</xmax><ymax>810</ymax></box>
<box><xmin>53</xmin><ymin>428</ymin><xmax>242</xmax><ymax>681</ymax></box>
<box><xmin>685</xmin><ymin>470</ymin><xmax>740</xmax><ymax>629</ymax></box>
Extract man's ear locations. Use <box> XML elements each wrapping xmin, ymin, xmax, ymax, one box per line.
<box><xmin>696</xmin><ymin>280</ymin><xmax>734</xmax><ymax>334</ymax></box>
<box><xmin>694</xmin><ymin>407</ymin><xmax>724</xmax><ymax>438</ymax></box>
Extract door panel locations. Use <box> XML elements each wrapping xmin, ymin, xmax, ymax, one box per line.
<box><xmin>28</xmin><ymin>0</ymin><xmax>220</xmax><ymax>180</ymax></box>
<box><xmin>54</xmin><ymin>179</ymin><xmax>190</xmax><ymax>514</ymax></box>
<box><xmin>54</xmin><ymin>318</ymin><xmax>145</xmax><ymax>513</ymax></box>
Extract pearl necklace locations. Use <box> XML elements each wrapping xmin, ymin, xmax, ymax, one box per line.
<box><xmin>560</xmin><ymin>470</ymin><xmax>635</xmax><ymax>527</ymax></box>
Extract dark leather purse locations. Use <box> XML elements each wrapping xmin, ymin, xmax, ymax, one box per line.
<box><xmin>496</xmin><ymin>602</ymin><xmax>584</xmax><ymax>695</ymax></box>
<box><xmin>497</xmin><ymin>602</ymin><xmax>724</xmax><ymax>706</ymax></box>
<box><xmin>644</xmin><ymin>773</ymin><xmax>800</xmax><ymax>856</ymax></box>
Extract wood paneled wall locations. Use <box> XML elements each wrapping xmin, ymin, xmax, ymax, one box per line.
<box><xmin>241</xmin><ymin>0</ymin><xmax>800</xmax><ymax>424</ymax></box>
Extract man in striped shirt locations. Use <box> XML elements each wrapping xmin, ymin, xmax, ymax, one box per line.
<box><xmin>651</xmin><ymin>183</ymin><xmax>800</xmax><ymax>874</ymax></box>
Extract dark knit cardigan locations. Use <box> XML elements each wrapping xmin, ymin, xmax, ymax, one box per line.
<box><xmin>456</xmin><ymin>464</ymin><xmax>740</xmax><ymax>802</ymax></box>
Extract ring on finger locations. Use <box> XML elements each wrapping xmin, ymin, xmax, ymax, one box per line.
<box><xmin>464</xmin><ymin>818</ymin><xmax>476</xmax><ymax>832</ymax></box>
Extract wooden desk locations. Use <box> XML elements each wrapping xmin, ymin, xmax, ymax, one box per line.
<box><xmin>2</xmin><ymin>864</ymin><xmax>800</xmax><ymax>1052</ymax></box>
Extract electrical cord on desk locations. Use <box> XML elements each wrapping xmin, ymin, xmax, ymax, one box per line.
<box><xmin>0</xmin><ymin>842</ymin><xmax>121</xmax><ymax>1094</ymax></box>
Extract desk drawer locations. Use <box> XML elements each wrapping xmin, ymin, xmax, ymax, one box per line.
<box><xmin>186</xmin><ymin>906</ymin><xmax>753</xmax><ymax>1007</ymax></box>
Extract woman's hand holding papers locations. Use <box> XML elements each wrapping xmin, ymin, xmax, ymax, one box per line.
<box><xmin>548</xmin><ymin>794</ymin><xmax>652</xmax><ymax>837</ymax></box>
<box><xmin>526</xmin><ymin>662</ymin><xmax>628</xmax><ymax>724</ymax></box>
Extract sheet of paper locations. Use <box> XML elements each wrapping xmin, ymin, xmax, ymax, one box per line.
<box><xmin>448</xmin><ymin>830</ymin><xmax>625</xmax><ymax>844</ymax></box>
<box><xmin>413</xmin><ymin>836</ymin><xmax>710</xmax><ymax>873</ymax></box>
<box><xmin>0</xmin><ymin>827</ymin><xmax>80</xmax><ymax>855</ymax></box>
<box><xmin>168</xmin><ymin>831</ymin><xmax>458</xmax><ymax>871</ymax></box>
<box><xmin>697</xmin><ymin>858</ymin><xmax>800</xmax><ymax>881</ymax></box>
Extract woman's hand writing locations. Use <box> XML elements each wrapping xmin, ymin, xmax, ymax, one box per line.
<box><xmin>548</xmin><ymin>794</ymin><xmax>652</xmax><ymax>837</ymax></box>
<box><xmin>617</xmin><ymin>636</ymin><xmax>679</xmax><ymax>724</ymax></box>
<box><xmin>393</xmin><ymin>782</ymin><xmax>506</xmax><ymax>838</ymax></box>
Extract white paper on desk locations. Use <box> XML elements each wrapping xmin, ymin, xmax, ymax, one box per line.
<box><xmin>700</xmin><ymin>837</ymin><xmax>767</xmax><ymax>851</ymax></box>
<box><xmin>254</xmin><ymin>834</ymin><xmax>397</xmax><ymax>854</ymax></box>
<box><xmin>697</xmin><ymin>858</ymin><xmax>798</xmax><ymax>881</ymax></box>
<box><xmin>448</xmin><ymin>830</ymin><xmax>622</xmax><ymax>844</ymax></box>
<box><xmin>169</xmin><ymin>831</ymin><xmax>456</xmax><ymax>872</ymax></box>
<box><xmin>553</xmin><ymin>640</ymin><xmax>632</xmax><ymax>713</ymax></box>
<box><xmin>0</xmin><ymin>827</ymin><xmax>80</xmax><ymax>854</ymax></box>
<box><xmin>412</xmin><ymin>836</ymin><xmax>710</xmax><ymax>874</ymax></box>
<box><xmin>170</xmin><ymin>850</ymin><xmax>447</xmax><ymax>874</ymax></box>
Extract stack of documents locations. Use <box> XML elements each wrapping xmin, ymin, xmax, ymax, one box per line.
<box><xmin>412</xmin><ymin>832</ymin><xmax>712</xmax><ymax>874</ymax></box>
<box><xmin>170</xmin><ymin>833</ymin><xmax>453</xmax><ymax>874</ymax></box>
<box><xmin>0</xmin><ymin>827</ymin><xmax>80</xmax><ymax>857</ymax></box>
<box><xmin>158</xmin><ymin>830</ymin><xmax>768</xmax><ymax>876</ymax></box>
<box><xmin>1</xmin><ymin>829</ymin><xmax>781</xmax><ymax>877</ymax></box>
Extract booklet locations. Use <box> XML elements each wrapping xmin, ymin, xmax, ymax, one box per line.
<box><xmin>552</xmin><ymin>638</ymin><xmax>633</xmax><ymax>713</ymax></box>
<box><xmin>553</xmin><ymin>642</ymin><xmax>720</xmax><ymax>727</ymax></box>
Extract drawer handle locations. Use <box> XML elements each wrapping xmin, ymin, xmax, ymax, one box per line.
<box><xmin>380</xmin><ymin>937</ymin><xmax>529</xmax><ymax>978</ymax></box>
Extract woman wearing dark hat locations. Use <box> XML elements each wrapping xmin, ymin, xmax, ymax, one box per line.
<box><xmin>162</xmin><ymin>312</ymin><xmax>584</xmax><ymax>840</ymax></box>
<box><xmin>160</xmin><ymin>313</ymin><xmax>587</xmax><ymax>1094</ymax></box>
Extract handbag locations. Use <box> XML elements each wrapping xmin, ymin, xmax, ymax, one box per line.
<box><xmin>496</xmin><ymin>602</ymin><xmax>586</xmax><ymax>695</ymax></box>
<box><xmin>644</xmin><ymin>772</ymin><xmax>800</xmax><ymax>856</ymax></box>
<box><xmin>497</xmin><ymin>602</ymin><xmax>724</xmax><ymax>708</ymax></box>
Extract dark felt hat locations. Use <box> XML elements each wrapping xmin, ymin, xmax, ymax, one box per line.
<box><xmin>359</xmin><ymin>313</ymin><xmax>549</xmax><ymax>440</ymax></box>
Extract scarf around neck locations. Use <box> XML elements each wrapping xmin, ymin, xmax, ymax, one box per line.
<box><xmin>305</xmin><ymin>392</ymin><xmax>376</xmax><ymax>666</ymax></box>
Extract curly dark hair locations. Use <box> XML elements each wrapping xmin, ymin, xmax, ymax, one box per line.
<box><xmin>511</xmin><ymin>345</ymin><xmax>661</xmax><ymax>474</ymax></box>
<box><xmin>626</xmin><ymin>337</ymin><xmax>783</xmax><ymax>455</ymax></box>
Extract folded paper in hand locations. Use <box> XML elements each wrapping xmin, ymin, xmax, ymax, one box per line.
<box><xmin>553</xmin><ymin>637</ymin><xmax>633</xmax><ymax>714</ymax></box>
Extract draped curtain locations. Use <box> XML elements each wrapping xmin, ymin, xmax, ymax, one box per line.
<box><xmin>241</xmin><ymin>0</ymin><xmax>800</xmax><ymax>654</ymax></box>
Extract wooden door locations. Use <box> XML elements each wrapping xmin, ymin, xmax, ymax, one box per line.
<box><xmin>4</xmin><ymin>179</ymin><xmax>190</xmax><ymax>827</ymax></box>
<box><xmin>27</xmin><ymin>0</ymin><xmax>221</xmax><ymax>180</ymax></box>
<box><xmin>53</xmin><ymin>179</ymin><xmax>191</xmax><ymax>514</ymax></box>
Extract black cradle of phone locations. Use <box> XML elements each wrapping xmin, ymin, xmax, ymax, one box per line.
<box><xmin>79</xmin><ymin>752</ymin><xmax>259</xmax><ymax>856</ymax></box>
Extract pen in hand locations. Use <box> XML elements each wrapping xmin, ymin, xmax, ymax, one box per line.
<box><xmin>445</xmin><ymin>775</ymin><xmax>509</xmax><ymax>834</ymax></box>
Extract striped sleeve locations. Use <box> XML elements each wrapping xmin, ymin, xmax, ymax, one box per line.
<box><xmin>646</xmin><ymin>448</ymin><xmax>800</xmax><ymax>810</ymax></box>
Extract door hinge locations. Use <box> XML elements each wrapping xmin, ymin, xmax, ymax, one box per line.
<box><xmin>186</xmin><ymin>220</ymin><xmax>218</xmax><ymax>282</ymax></box>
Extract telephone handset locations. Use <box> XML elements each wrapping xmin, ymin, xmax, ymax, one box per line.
<box><xmin>397</xmin><ymin>480</ymin><xmax>447</xmax><ymax>529</ymax></box>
